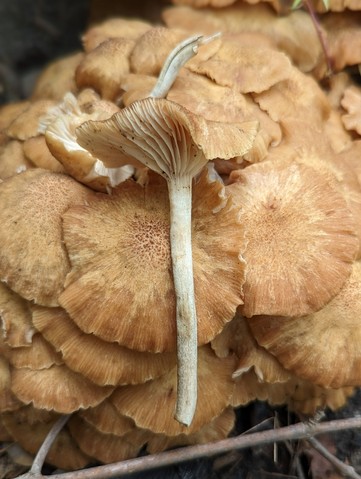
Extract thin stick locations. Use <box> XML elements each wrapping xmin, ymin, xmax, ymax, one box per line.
<box><xmin>302</xmin><ymin>0</ymin><xmax>333</xmax><ymax>77</ymax></box>
<box><xmin>307</xmin><ymin>436</ymin><xmax>361</xmax><ymax>479</ymax></box>
<box><xmin>42</xmin><ymin>417</ymin><xmax>361</xmax><ymax>479</ymax></box>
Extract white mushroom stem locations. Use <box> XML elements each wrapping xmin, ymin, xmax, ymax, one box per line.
<box><xmin>150</xmin><ymin>32</ymin><xmax>221</xmax><ymax>99</ymax></box>
<box><xmin>168</xmin><ymin>177</ymin><xmax>197</xmax><ymax>426</ymax></box>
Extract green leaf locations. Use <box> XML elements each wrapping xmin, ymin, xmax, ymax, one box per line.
<box><xmin>291</xmin><ymin>0</ymin><xmax>303</xmax><ymax>9</ymax></box>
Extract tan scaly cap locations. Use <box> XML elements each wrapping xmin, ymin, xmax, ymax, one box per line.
<box><xmin>0</xmin><ymin>169</ymin><xmax>93</xmax><ymax>306</ymax></box>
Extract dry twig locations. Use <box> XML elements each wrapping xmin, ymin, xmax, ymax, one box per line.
<box><xmin>12</xmin><ymin>416</ymin><xmax>361</xmax><ymax>479</ymax></box>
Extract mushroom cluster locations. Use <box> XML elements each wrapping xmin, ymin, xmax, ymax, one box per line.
<box><xmin>1</xmin><ymin>0</ymin><xmax>361</xmax><ymax>471</ymax></box>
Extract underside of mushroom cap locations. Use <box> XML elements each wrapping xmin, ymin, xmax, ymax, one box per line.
<box><xmin>0</xmin><ymin>169</ymin><xmax>93</xmax><ymax>306</ymax></box>
<box><xmin>248</xmin><ymin>261</ymin><xmax>361</xmax><ymax>389</ymax></box>
<box><xmin>228</xmin><ymin>160</ymin><xmax>358</xmax><ymax>317</ymax></box>
<box><xmin>59</xmin><ymin>169</ymin><xmax>246</xmax><ymax>352</ymax></box>
<box><xmin>76</xmin><ymin>97</ymin><xmax>258</xmax><ymax>173</ymax></box>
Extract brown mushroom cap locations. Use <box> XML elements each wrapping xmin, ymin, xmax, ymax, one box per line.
<box><xmin>75</xmin><ymin>38</ymin><xmax>135</xmax><ymax>101</ymax></box>
<box><xmin>211</xmin><ymin>314</ymin><xmax>290</xmax><ymax>383</ymax></box>
<box><xmin>0</xmin><ymin>169</ymin><xmax>93</xmax><ymax>306</ymax></box>
<box><xmin>11</xmin><ymin>364</ymin><xmax>114</xmax><ymax>413</ymax></box>
<box><xmin>22</xmin><ymin>136</ymin><xmax>65</xmax><ymax>173</ymax></box>
<box><xmin>0</xmin><ymin>140</ymin><xmax>33</xmax><ymax>180</ymax></box>
<box><xmin>147</xmin><ymin>406</ymin><xmax>235</xmax><ymax>454</ymax></box>
<box><xmin>78</xmin><ymin>399</ymin><xmax>135</xmax><ymax>437</ymax></box>
<box><xmin>227</xmin><ymin>160</ymin><xmax>358</xmax><ymax>317</ymax></box>
<box><xmin>6</xmin><ymin>100</ymin><xmax>56</xmax><ymax>140</ymax></box>
<box><xmin>110</xmin><ymin>346</ymin><xmax>236</xmax><ymax>436</ymax></box>
<box><xmin>0</xmin><ymin>282</ymin><xmax>35</xmax><ymax>348</ymax></box>
<box><xmin>82</xmin><ymin>18</ymin><xmax>151</xmax><ymax>53</ymax></box>
<box><xmin>248</xmin><ymin>261</ymin><xmax>361</xmax><ymax>389</ymax></box>
<box><xmin>2</xmin><ymin>412</ymin><xmax>91</xmax><ymax>470</ymax></box>
<box><xmin>31</xmin><ymin>305</ymin><xmax>176</xmax><ymax>386</ymax></box>
<box><xmin>31</xmin><ymin>52</ymin><xmax>84</xmax><ymax>101</ymax></box>
<box><xmin>68</xmin><ymin>415</ymin><xmax>150</xmax><ymax>464</ymax></box>
<box><xmin>1</xmin><ymin>333</ymin><xmax>62</xmax><ymax>370</ymax></box>
<box><xmin>59</xmin><ymin>169</ymin><xmax>246</xmax><ymax>352</ymax></box>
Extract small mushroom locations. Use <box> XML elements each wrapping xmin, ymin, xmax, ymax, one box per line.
<box><xmin>76</xmin><ymin>97</ymin><xmax>256</xmax><ymax>425</ymax></box>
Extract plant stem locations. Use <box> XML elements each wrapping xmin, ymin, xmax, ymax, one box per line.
<box><xmin>168</xmin><ymin>178</ymin><xmax>197</xmax><ymax>426</ymax></box>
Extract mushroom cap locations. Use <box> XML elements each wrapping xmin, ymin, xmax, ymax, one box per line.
<box><xmin>0</xmin><ymin>140</ymin><xmax>33</xmax><ymax>180</ymax></box>
<box><xmin>248</xmin><ymin>261</ymin><xmax>361</xmax><ymax>389</ymax></box>
<box><xmin>211</xmin><ymin>314</ymin><xmax>290</xmax><ymax>383</ymax></box>
<box><xmin>75</xmin><ymin>38</ymin><xmax>135</xmax><ymax>101</ymax></box>
<box><xmin>59</xmin><ymin>169</ymin><xmax>246</xmax><ymax>352</ymax></box>
<box><xmin>78</xmin><ymin>399</ymin><xmax>135</xmax><ymax>437</ymax></box>
<box><xmin>147</xmin><ymin>406</ymin><xmax>235</xmax><ymax>454</ymax></box>
<box><xmin>110</xmin><ymin>345</ymin><xmax>236</xmax><ymax>436</ymax></box>
<box><xmin>227</xmin><ymin>160</ymin><xmax>358</xmax><ymax>317</ymax></box>
<box><xmin>163</xmin><ymin>4</ymin><xmax>321</xmax><ymax>72</ymax></box>
<box><xmin>2</xmin><ymin>412</ymin><xmax>91</xmax><ymax>470</ymax></box>
<box><xmin>6</xmin><ymin>100</ymin><xmax>56</xmax><ymax>140</ymax></box>
<box><xmin>341</xmin><ymin>86</ymin><xmax>361</xmax><ymax>136</ymax></box>
<box><xmin>43</xmin><ymin>92</ymin><xmax>131</xmax><ymax>193</ymax></box>
<box><xmin>0</xmin><ymin>168</ymin><xmax>93</xmax><ymax>306</ymax></box>
<box><xmin>0</xmin><ymin>282</ymin><xmax>35</xmax><ymax>348</ymax></box>
<box><xmin>81</xmin><ymin>17</ymin><xmax>151</xmax><ymax>52</ymax></box>
<box><xmin>31</xmin><ymin>305</ymin><xmax>176</xmax><ymax>386</ymax></box>
<box><xmin>11</xmin><ymin>364</ymin><xmax>114</xmax><ymax>413</ymax></box>
<box><xmin>1</xmin><ymin>333</ymin><xmax>62</xmax><ymax>370</ymax></box>
<box><xmin>31</xmin><ymin>52</ymin><xmax>84</xmax><ymax>101</ymax></box>
<box><xmin>68</xmin><ymin>415</ymin><xmax>150</xmax><ymax>464</ymax></box>
<box><xmin>76</xmin><ymin>97</ymin><xmax>258</xmax><ymax>174</ymax></box>
<box><xmin>22</xmin><ymin>136</ymin><xmax>65</xmax><ymax>173</ymax></box>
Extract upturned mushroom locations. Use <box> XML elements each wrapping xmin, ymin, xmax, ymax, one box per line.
<box><xmin>76</xmin><ymin>97</ymin><xmax>257</xmax><ymax>425</ymax></box>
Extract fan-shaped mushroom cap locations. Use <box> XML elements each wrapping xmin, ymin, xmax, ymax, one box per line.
<box><xmin>32</xmin><ymin>306</ymin><xmax>176</xmax><ymax>386</ymax></box>
<box><xmin>187</xmin><ymin>38</ymin><xmax>292</xmax><ymax>95</ymax></box>
<box><xmin>0</xmin><ymin>140</ymin><xmax>32</xmax><ymax>179</ymax></box>
<box><xmin>341</xmin><ymin>86</ymin><xmax>361</xmax><ymax>136</ymax></box>
<box><xmin>147</xmin><ymin>407</ymin><xmax>235</xmax><ymax>454</ymax></box>
<box><xmin>11</xmin><ymin>364</ymin><xmax>114</xmax><ymax>413</ymax></box>
<box><xmin>59</xmin><ymin>170</ymin><xmax>246</xmax><ymax>352</ymax></box>
<box><xmin>211</xmin><ymin>314</ymin><xmax>290</xmax><ymax>383</ymax></box>
<box><xmin>0</xmin><ymin>169</ymin><xmax>93</xmax><ymax>306</ymax></box>
<box><xmin>78</xmin><ymin>399</ymin><xmax>135</xmax><ymax>436</ymax></box>
<box><xmin>6</xmin><ymin>100</ymin><xmax>56</xmax><ymax>140</ymax></box>
<box><xmin>68</xmin><ymin>415</ymin><xmax>150</xmax><ymax>464</ymax></box>
<box><xmin>0</xmin><ymin>101</ymin><xmax>30</xmax><ymax>133</ymax></box>
<box><xmin>248</xmin><ymin>261</ymin><xmax>361</xmax><ymax>389</ymax></box>
<box><xmin>110</xmin><ymin>346</ymin><xmax>236</xmax><ymax>436</ymax></box>
<box><xmin>75</xmin><ymin>38</ymin><xmax>135</xmax><ymax>101</ymax></box>
<box><xmin>2</xmin><ymin>412</ymin><xmax>91</xmax><ymax>470</ymax></box>
<box><xmin>1</xmin><ymin>333</ymin><xmax>62</xmax><ymax>370</ymax></box>
<box><xmin>0</xmin><ymin>282</ymin><xmax>34</xmax><ymax>348</ymax></box>
<box><xmin>227</xmin><ymin>160</ymin><xmax>358</xmax><ymax>317</ymax></box>
<box><xmin>22</xmin><ymin>136</ymin><xmax>65</xmax><ymax>173</ymax></box>
<box><xmin>82</xmin><ymin>18</ymin><xmax>151</xmax><ymax>52</ymax></box>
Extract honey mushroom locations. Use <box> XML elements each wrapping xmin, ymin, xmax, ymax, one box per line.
<box><xmin>75</xmin><ymin>97</ymin><xmax>257</xmax><ymax>426</ymax></box>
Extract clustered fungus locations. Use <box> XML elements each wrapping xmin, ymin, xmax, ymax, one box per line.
<box><xmin>1</xmin><ymin>0</ymin><xmax>361</xmax><ymax>474</ymax></box>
